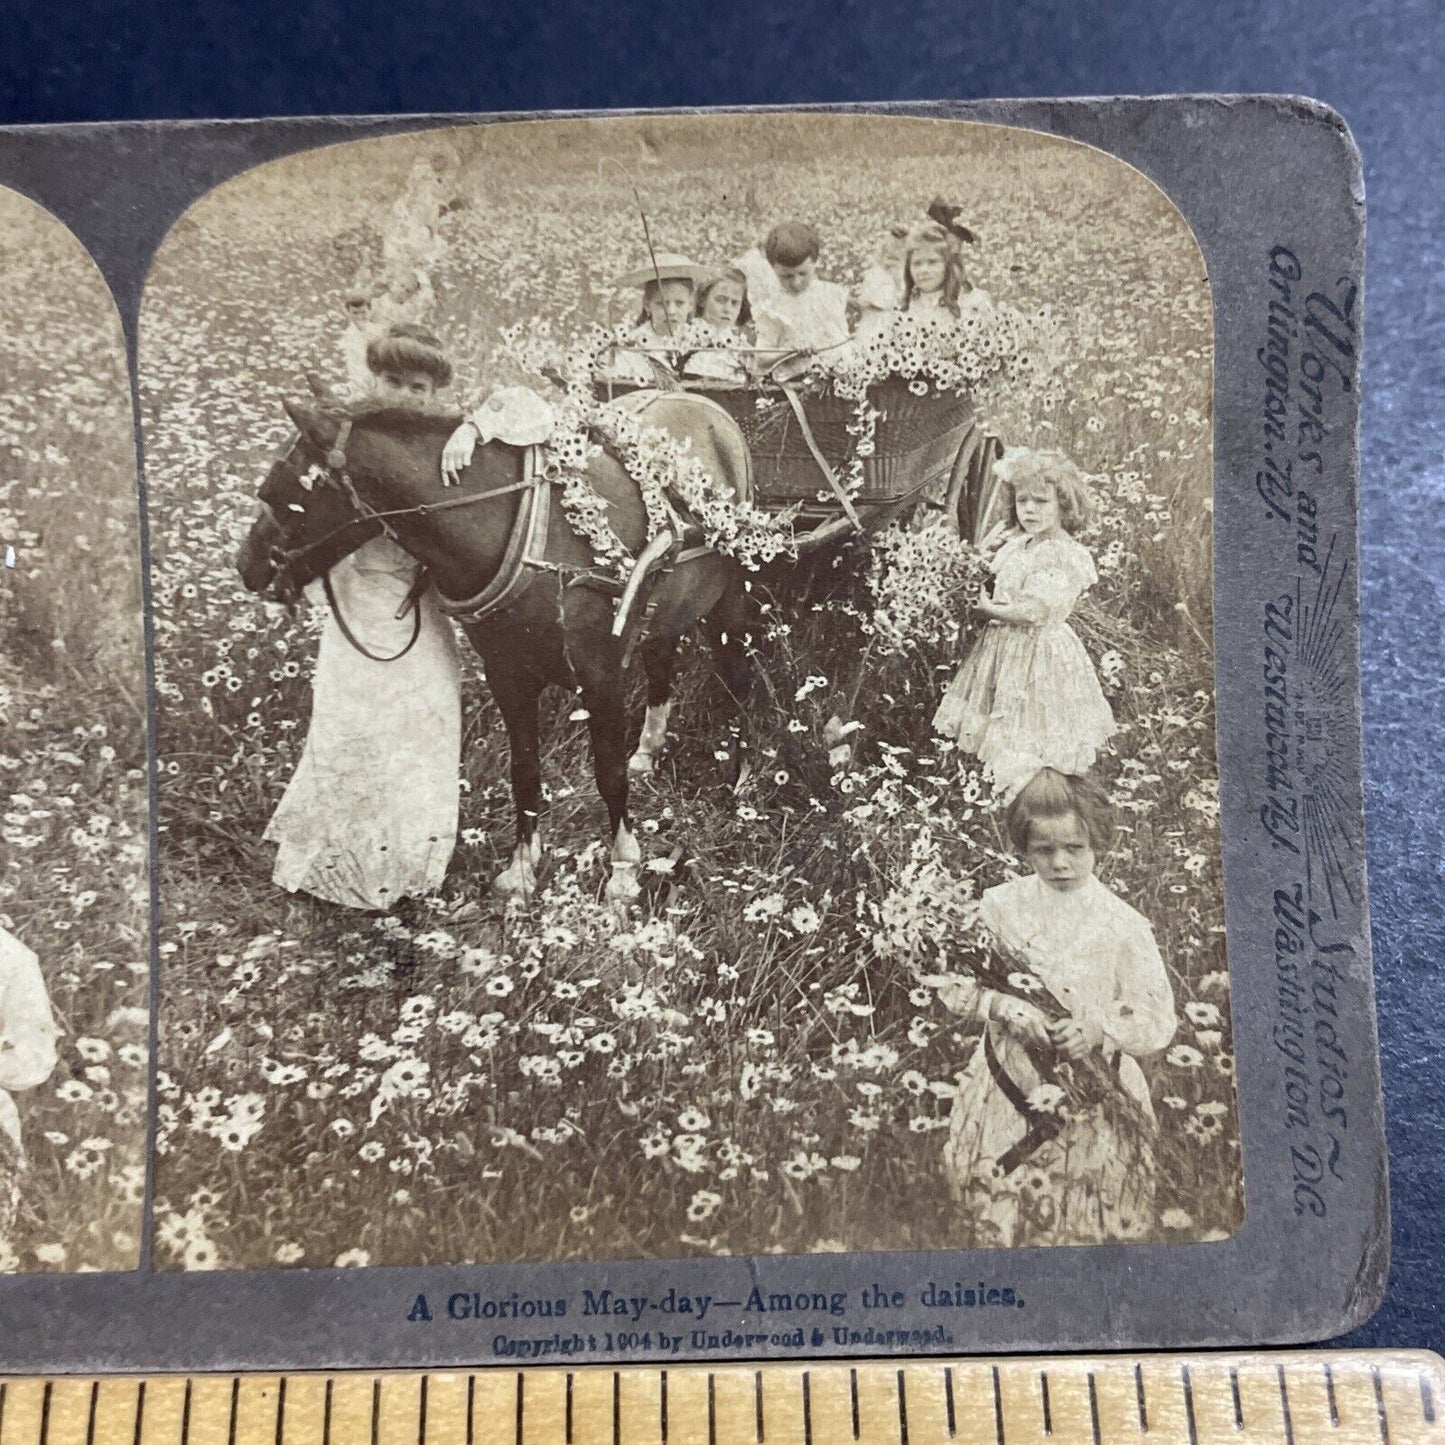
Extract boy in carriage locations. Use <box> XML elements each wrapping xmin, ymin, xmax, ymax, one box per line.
<box><xmin>737</xmin><ymin>222</ymin><xmax>851</xmax><ymax>379</ymax></box>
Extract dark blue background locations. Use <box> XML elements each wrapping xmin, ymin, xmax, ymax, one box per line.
<box><xmin>4</xmin><ymin>0</ymin><xmax>1440</xmax><ymax>1351</ymax></box>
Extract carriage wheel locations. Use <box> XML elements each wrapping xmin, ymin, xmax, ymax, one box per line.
<box><xmin>939</xmin><ymin>430</ymin><xmax>978</xmax><ymax>536</ymax></box>
<box><xmin>951</xmin><ymin>432</ymin><xmax>1004</xmax><ymax>543</ymax></box>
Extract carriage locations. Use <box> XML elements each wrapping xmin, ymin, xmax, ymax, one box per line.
<box><xmin>595</xmin><ymin>370</ymin><xmax>1003</xmax><ymax>552</ymax></box>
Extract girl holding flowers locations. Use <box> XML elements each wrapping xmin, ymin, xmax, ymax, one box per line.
<box><xmin>932</xmin><ymin>448</ymin><xmax>1115</xmax><ymax>795</ymax></box>
<box><xmin>923</xmin><ymin>768</ymin><xmax>1177</xmax><ymax>1245</ymax></box>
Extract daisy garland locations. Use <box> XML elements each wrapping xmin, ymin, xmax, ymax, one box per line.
<box><xmin>495</xmin><ymin>325</ymin><xmax>800</xmax><ymax>576</ymax></box>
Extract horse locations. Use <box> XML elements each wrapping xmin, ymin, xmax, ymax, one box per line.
<box><xmin>236</xmin><ymin>392</ymin><xmax>758</xmax><ymax>903</ymax></box>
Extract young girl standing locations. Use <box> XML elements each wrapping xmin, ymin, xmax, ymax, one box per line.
<box><xmin>932</xmin><ymin>449</ymin><xmax>1115</xmax><ymax>794</ymax></box>
<box><xmin>0</xmin><ymin>925</ymin><xmax>58</xmax><ymax>1257</ymax></box>
<box><xmin>928</xmin><ymin>769</ymin><xmax>1177</xmax><ymax>1245</ymax></box>
<box><xmin>265</xmin><ymin>324</ymin><xmax>463</xmax><ymax>912</ymax></box>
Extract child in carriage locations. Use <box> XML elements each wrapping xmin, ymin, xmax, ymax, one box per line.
<box><xmin>901</xmin><ymin>220</ymin><xmax>969</xmax><ymax>319</ymax></box>
<box><xmin>902</xmin><ymin>207</ymin><xmax>991</xmax><ymax>322</ymax></box>
<box><xmin>598</xmin><ymin>253</ymin><xmax>710</xmax><ymax>387</ymax></box>
<box><xmin>854</xmin><ymin>224</ymin><xmax>910</xmax><ymax>339</ymax></box>
<box><xmin>681</xmin><ymin>266</ymin><xmax>753</xmax><ymax>384</ymax></box>
<box><xmin>738</xmin><ymin>222</ymin><xmax>851</xmax><ymax>380</ymax></box>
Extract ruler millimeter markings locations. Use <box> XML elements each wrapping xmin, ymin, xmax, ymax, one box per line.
<box><xmin>0</xmin><ymin>1349</ymin><xmax>1440</xmax><ymax>1443</ymax></box>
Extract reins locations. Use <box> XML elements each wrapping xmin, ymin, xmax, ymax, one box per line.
<box><xmin>275</xmin><ymin>414</ymin><xmax>558</xmax><ymax>661</ymax></box>
<box><xmin>321</xmin><ymin>565</ymin><xmax>425</xmax><ymax>663</ymax></box>
<box><xmin>274</xmin><ymin>470</ymin><xmax>542</xmax><ymax>575</ymax></box>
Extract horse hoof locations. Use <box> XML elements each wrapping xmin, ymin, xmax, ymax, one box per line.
<box><xmin>605</xmin><ymin>865</ymin><xmax>641</xmax><ymax>908</ymax></box>
<box><xmin>628</xmin><ymin>749</ymin><xmax>657</xmax><ymax>776</ymax></box>
<box><xmin>493</xmin><ymin>861</ymin><xmax>537</xmax><ymax>901</ymax></box>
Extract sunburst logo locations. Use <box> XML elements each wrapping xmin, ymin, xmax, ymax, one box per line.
<box><xmin>1292</xmin><ymin>534</ymin><xmax>1359</xmax><ymax>920</ymax></box>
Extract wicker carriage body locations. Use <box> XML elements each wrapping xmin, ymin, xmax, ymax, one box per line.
<box><xmin>695</xmin><ymin>377</ymin><xmax>978</xmax><ymax>506</ymax></box>
<box><xmin>593</xmin><ymin>375</ymin><xmax>979</xmax><ymax>510</ymax></box>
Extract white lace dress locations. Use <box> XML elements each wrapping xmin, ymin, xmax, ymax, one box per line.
<box><xmin>681</xmin><ymin>321</ymin><xmax>750</xmax><ymax>383</ymax></box>
<box><xmin>933</xmin><ymin>531</ymin><xmax>1115</xmax><ymax>789</ymax></box>
<box><xmin>265</xmin><ymin>537</ymin><xmax>462</xmax><ymax>910</ymax></box>
<box><xmin>938</xmin><ymin>875</ymin><xmax>1177</xmax><ymax>1246</ymax></box>
<box><xmin>0</xmin><ymin>927</ymin><xmax>57</xmax><ymax>1255</ymax></box>
<box><xmin>752</xmin><ymin>280</ymin><xmax>852</xmax><ymax>359</ymax></box>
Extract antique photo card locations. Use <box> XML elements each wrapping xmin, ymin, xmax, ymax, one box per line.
<box><xmin>142</xmin><ymin>113</ymin><xmax>1238</xmax><ymax>1271</ymax></box>
<box><xmin>0</xmin><ymin>97</ymin><xmax>1383</xmax><ymax>1369</ymax></box>
<box><xmin>0</xmin><ymin>187</ymin><xmax>150</xmax><ymax>1274</ymax></box>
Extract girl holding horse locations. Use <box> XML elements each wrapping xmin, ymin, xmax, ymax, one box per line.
<box><xmin>263</xmin><ymin>324</ymin><xmax>463</xmax><ymax>913</ymax></box>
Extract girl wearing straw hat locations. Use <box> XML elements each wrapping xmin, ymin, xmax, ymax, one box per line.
<box><xmin>600</xmin><ymin>252</ymin><xmax>711</xmax><ymax>386</ymax></box>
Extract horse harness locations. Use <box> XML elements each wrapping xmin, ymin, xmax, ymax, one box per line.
<box><xmin>288</xmin><ymin>414</ymin><xmax>706</xmax><ymax>663</ymax></box>
<box><xmin>984</xmin><ymin>1027</ymin><xmax>1129</xmax><ymax>1176</ymax></box>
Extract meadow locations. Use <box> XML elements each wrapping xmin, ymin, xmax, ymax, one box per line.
<box><xmin>140</xmin><ymin>115</ymin><xmax>1239</xmax><ymax>1270</ymax></box>
<box><xmin>0</xmin><ymin>192</ymin><xmax>149</xmax><ymax>1273</ymax></box>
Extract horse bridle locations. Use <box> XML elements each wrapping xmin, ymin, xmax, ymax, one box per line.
<box><xmin>269</xmin><ymin>414</ymin><xmax>544</xmax><ymax>662</ymax></box>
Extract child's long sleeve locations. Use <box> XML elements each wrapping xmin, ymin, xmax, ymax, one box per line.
<box><xmin>0</xmin><ymin>931</ymin><xmax>58</xmax><ymax>1093</ymax></box>
<box><xmin>1097</xmin><ymin>917</ymin><xmax>1177</xmax><ymax>1059</ymax></box>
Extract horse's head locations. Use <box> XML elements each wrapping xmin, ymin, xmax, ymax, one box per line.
<box><xmin>235</xmin><ymin>399</ymin><xmax>380</xmax><ymax>603</ymax></box>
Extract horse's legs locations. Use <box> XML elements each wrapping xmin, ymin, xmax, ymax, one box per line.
<box><xmin>489</xmin><ymin>669</ymin><xmax>545</xmax><ymax>899</ymax></box>
<box><xmin>702</xmin><ymin>575</ymin><xmax>759</xmax><ymax>790</ymax></box>
<box><xmin>628</xmin><ymin>636</ymin><xmax>678</xmax><ymax>776</ymax></box>
<box><xmin>579</xmin><ymin>678</ymin><xmax>642</xmax><ymax>904</ymax></box>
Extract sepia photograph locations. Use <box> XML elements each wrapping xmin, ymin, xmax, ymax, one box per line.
<box><xmin>140</xmin><ymin>112</ymin><xmax>1240</xmax><ymax>1272</ymax></box>
<box><xmin>0</xmin><ymin>187</ymin><xmax>150</xmax><ymax>1273</ymax></box>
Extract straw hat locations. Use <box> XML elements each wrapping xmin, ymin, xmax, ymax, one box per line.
<box><xmin>613</xmin><ymin>252</ymin><xmax>710</xmax><ymax>289</ymax></box>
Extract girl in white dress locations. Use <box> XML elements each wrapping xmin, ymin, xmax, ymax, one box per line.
<box><xmin>856</xmin><ymin>214</ymin><xmax>991</xmax><ymax>343</ymax></box>
<box><xmin>902</xmin><ymin>220</ymin><xmax>964</xmax><ymax>319</ymax></box>
<box><xmin>854</xmin><ymin>224</ymin><xmax>908</xmax><ymax>334</ymax></box>
<box><xmin>932</xmin><ymin>449</ymin><xmax>1115</xmax><ymax>795</ymax></box>
<box><xmin>265</xmin><ymin>325</ymin><xmax>463</xmax><ymax>912</ymax></box>
<box><xmin>599</xmin><ymin>253</ymin><xmax>709</xmax><ymax>387</ymax></box>
<box><xmin>0</xmin><ymin>925</ymin><xmax>58</xmax><ymax>1259</ymax></box>
<box><xmin>926</xmin><ymin>769</ymin><xmax>1176</xmax><ymax>1246</ymax></box>
<box><xmin>681</xmin><ymin>267</ymin><xmax>752</xmax><ymax>384</ymax></box>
